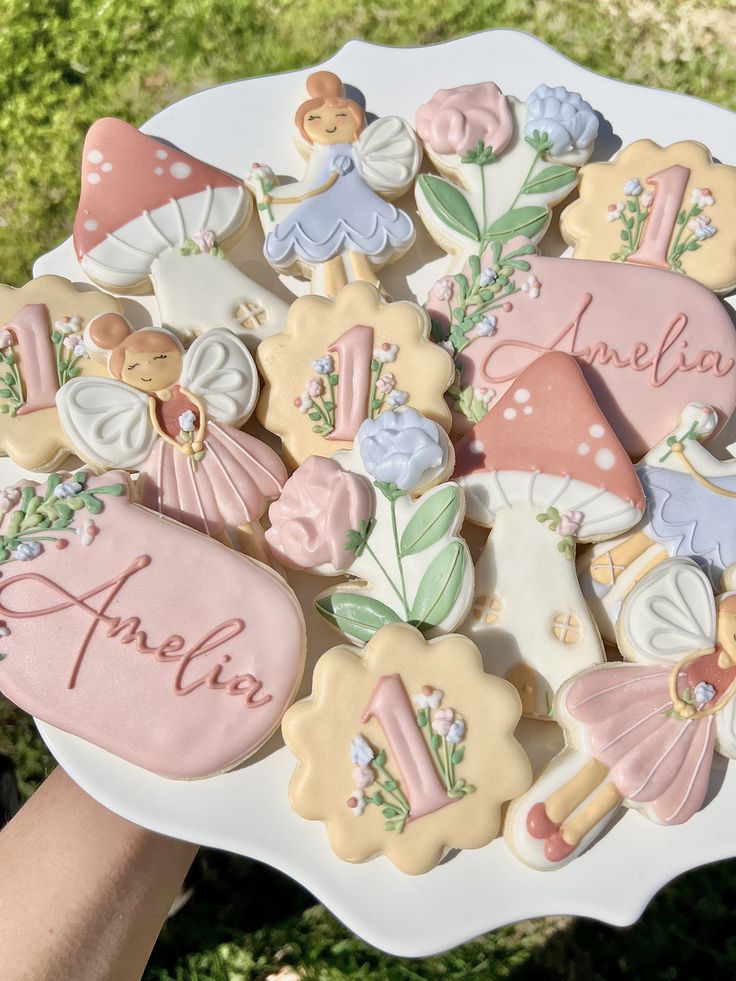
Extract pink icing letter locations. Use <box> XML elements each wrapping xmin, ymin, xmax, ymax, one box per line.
<box><xmin>3</xmin><ymin>304</ymin><xmax>58</xmax><ymax>415</ymax></box>
<box><xmin>327</xmin><ymin>323</ymin><xmax>374</xmax><ymax>441</ymax></box>
<box><xmin>628</xmin><ymin>165</ymin><xmax>691</xmax><ymax>269</ymax></box>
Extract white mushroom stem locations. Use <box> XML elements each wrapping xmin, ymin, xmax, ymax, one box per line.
<box><xmin>463</xmin><ymin>505</ymin><xmax>605</xmax><ymax>720</ymax></box>
<box><xmin>149</xmin><ymin>248</ymin><xmax>289</xmax><ymax>351</ymax></box>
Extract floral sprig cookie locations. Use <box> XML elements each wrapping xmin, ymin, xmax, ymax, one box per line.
<box><xmin>266</xmin><ymin>408</ymin><xmax>473</xmax><ymax>645</ymax></box>
<box><xmin>0</xmin><ymin>276</ymin><xmax>123</xmax><ymax>471</ymax></box>
<box><xmin>282</xmin><ymin>623</ymin><xmax>531</xmax><ymax>875</ymax></box>
<box><xmin>255</xmin><ymin>281</ymin><xmax>454</xmax><ymax>467</ymax></box>
<box><xmin>507</xmin><ymin>558</ymin><xmax>736</xmax><ymax>870</ymax></box>
<box><xmin>414</xmin><ymin>81</ymin><xmax>599</xmax><ymax>275</ymax></box>
<box><xmin>454</xmin><ymin>351</ymin><xmax>644</xmax><ymax>720</ymax></box>
<box><xmin>560</xmin><ymin>140</ymin><xmax>736</xmax><ymax>293</ymax></box>
<box><xmin>74</xmin><ymin>117</ymin><xmax>289</xmax><ymax>349</ymax></box>
<box><xmin>248</xmin><ymin>71</ymin><xmax>421</xmax><ymax>297</ymax></box>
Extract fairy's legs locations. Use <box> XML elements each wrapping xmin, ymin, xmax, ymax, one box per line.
<box><xmin>348</xmin><ymin>251</ymin><xmax>379</xmax><ymax>286</ymax></box>
<box><xmin>546</xmin><ymin>781</ymin><xmax>624</xmax><ymax>862</ymax></box>
<box><xmin>322</xmin><ymin>256</ymin><xmax>348</xmax><ymax>297</ymax></box>
<box><xmin>527</xmin><ymin>758</ymin><xmax>609</xmax><ymax>838</ymax></box>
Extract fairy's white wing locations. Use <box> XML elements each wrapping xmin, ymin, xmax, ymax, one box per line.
<box><xmin>618</xmin><ymin>558</ymin><xmax>716</xmax><ymax>665</ymax></box>
<box><xmin>180</xmin><ymin>328</ymin><xmax>258</xmax><ymax>426</ymax></box>
<box><xmin>356</xmin><ymin>116</ymin><xmax>421</xmax><ymax>196</ymax></box>
<box><xmin>56</xmin><ymin>377</ymin><xmax>153</xmax><ymax>470</ymax></box>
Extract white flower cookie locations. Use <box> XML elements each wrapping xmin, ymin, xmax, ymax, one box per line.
<box><xmin>266</xmin><ymin>408</ymin><xmax>474</xmax><ymax>645</ymax></box>
<box><xmin>282</xmin><ymin>623</ymin><xmax>531</xmax><ymax>875</ymax></box>
<box><xmin>560</xmin><ymin>139</ymin><xmax>736</xmax><ymax>293</ymax></box>
<box><xmin>256</xmin><ymin>281</ymin><xmax>454</xmax><ymax>467</ymax></box>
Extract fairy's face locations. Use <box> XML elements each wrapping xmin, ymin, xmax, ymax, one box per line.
<box><xmin>303</xmin><ymin>103</ymin><xmax>358</xmax><ymax>145</ymax></box>
<box><xmin>121</xmin><ymin>349</ymin><xmax>182</xmax><ymax>392</ymax></box>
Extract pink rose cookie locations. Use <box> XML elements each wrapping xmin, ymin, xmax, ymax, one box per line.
<box><xmin>415</xmin><ymin>82</ymin><xmax>598</xmax><ymax>274</ymax></box>
<box><xmin>0</xmin><ymin>470</ymin><xmax>305</xmax><ymax>778</ymax></box>
<box><xmin>454</xmin><ymin>351</ymin><xmax>644</xmax><ymax>720</ymax></box>
<box><xmin>74</xmin><ymin>117</ymin><xmax>288</xmax><ymax>349</ymax></box>
<box><xmin>507</xmin><ymin>558</ymin><xmax>736</xmax><ymax>870</ymax></box>
<box><xmin>248</xmin><ymin>71</ymin><xmax>421</xmax><ymax>297</ymax></box>
<box><xmin>425</xmin><ymin>235</ymin><xmax>736</xmax><ymax>454</ymax></box>
<box><xmin>0</xmin><ymin>276</ymin><xmax>122</xmax><ymax>471</ymax></box>
<box><xmin>256</xmin><ymin>281</ymin><xmax>453</xmax><ymax>467</ymax></box>
<box><xmin>560</xmin><ymin>139</ymin><xmax>736</xmax><ymax>293</ymax></box>
<box><xmin>266</xmin><ymin>408</ymin><xmax>473</xmax><ymax>646</ymax></box>
<box><xmin>282</xmin><ymin>623</ymin><xmax>531</xmax><ymax>875</ymax></box>
<box><xmin>580</xmin><ymin>403</ymin><xmax>736</xmax><ymax>644</ymax></box>
<box><xmin>56</xmin><ymin>313</ymin><xmax>285</xmax><ymax>559</ymax></box>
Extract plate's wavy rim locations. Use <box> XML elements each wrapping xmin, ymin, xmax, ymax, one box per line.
<box><xmin>30</xmin><ymin>29</ymin><xmax>736</xmax><ymax>958</ymax></box>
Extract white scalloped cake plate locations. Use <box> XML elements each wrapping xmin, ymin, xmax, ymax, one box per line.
<box><xmin>3</xmin><ymin>28</ymin><xmax>733</xmax><ymax>957</ymax></box>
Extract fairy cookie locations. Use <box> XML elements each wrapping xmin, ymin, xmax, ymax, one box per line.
<box><xmin>580</xmin><ymin>403</ymin><xmax>736</xmax><ymax>643</ymax></box>
<box><xmin>415</xmin><ymin>82</ymin><xmax>598</xmax><ymax>274</ymax></box>
<box><xmin>507</xmin><ymin>558</ymin><xmax>736</xmax><ymax>870</ymax></box>
<box><xmin>256</xmin><ymin>281</ymin><xmax>453</xmax><ymax>466</ymax></box>
<box><xmin>0</xmin><ymin>470</ymin><xmax>305</xmax><ymax>778</ymax></box>
<box><xmin>248</xmin><ymin>71</ymin><xmax>421</xmax><ymax>297</ymax></box>
<box><xmin>0</xmin><ymin>276</ymin><xmax>123</xmax><ymax>471</ymax></box>
<box><xmin>266</xmin><ymin>408</ymin><xmax>473</xmax><ymax>645</ymax></box>
<box><xmin>454</xmin><ymin>351</ymin><xmax>644</xmax><ymax>720</ymax></box>
<box><xmin>74</xmin><ymin>117</ymin><xmax>289</xmax><ymax>349</ymax></box>
<box><xmin>282</xmin><ymin>623</ymin><xmax>531</xmax><ymax>875</ymax></box>
<box><xmin>56</xmin><ymin>313</ymin><xmax>285</xmax><ymax>557</ymax></box>
<box><xmin>561</xmin><ymin>140</ymin><xmax>736</xmax><ymax>293</ymax></box>
<box><xmin>425</xmin><ymin>235</ymin><xmax>736</xmax><ymax>454</ymax></box>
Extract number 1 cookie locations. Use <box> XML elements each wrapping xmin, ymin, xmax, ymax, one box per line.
<box><xmin>283</xmin><ymin>623</ymin><xmax>531</xmax><ymax>875</ymax></box>
<box><xmin>561</xmin><ymin>139</ymin><xmax>736</xmax><ymax>293</ymax></box>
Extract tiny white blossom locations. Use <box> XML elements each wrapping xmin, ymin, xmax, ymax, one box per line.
<box><xmin>179</xmin><ymin>410</ymin><xmax>197</xmax><ymax>433</ymax></box>
<box><xmin>53</xmin><ymin>479</ymin><xmax>82</xmax><ymax>499</ymax></box>
<box><xmin>373</xmin><ymin>343</ymin><xmax>399</xmax><ymax>364</ymax></box>
<box><xmin>476</xmin><ymin>315</ymin><xmax>497</xmax><ymax>336</ymax></box>
<box><xmin>412</xmin><ymin>687</ymin><xmax>443</xmax><ymax>710</ymax></box>
<box><xmin>694</xmin><ymin>681</ymin><xmax>716</xmax><ymax>708</ymax></box>
<box><xmin>388</xmin><ymin>390</ymin><xmax>408</xmax><ymax>407</ymax></box>
<box><xmin>479</xmin><ymin>268</ymin><xmax>497</xmax><ymax>288</ymax></box>
<box><xmin>623</xmin><ymin>178</ymin><xmax>642</xmax><ymax>196</ymax></box>
<box><xmin>350</xmin><ymin>734</ymin><xmax>374</xmax><ymax>766</ymax></box>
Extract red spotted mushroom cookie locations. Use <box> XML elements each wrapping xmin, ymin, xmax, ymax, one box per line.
<box><xmin>454</xmin><ymin>351</ymin><xmax>644</xmax><ymax>720</ymax></box>
<box><xmin>74</xmin><ymin>117</ymin><xmax>288</xmax><ymax>349</ymax></box>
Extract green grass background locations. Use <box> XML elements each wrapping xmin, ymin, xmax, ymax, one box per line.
<box><xmin>2</xmin><ymin>1</ymin><xmax>736</xmax><ymax>977</ymax></box>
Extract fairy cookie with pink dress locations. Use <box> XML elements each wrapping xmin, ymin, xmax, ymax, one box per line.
<box><xmin>56</xmin><ymin>313</ymin><xmax>285</xmax><ymax>558</ymax></box>
<box><xmin>249</xmin><ymin>71</ymin><xmax>421</xmax><ymax>296</ymax></box>
<box><xmin>507</xmin><ymin>557</ymin><xmax>736</xmax><ymax>869</ymax></box>
<box><xmin>283</xmin><ymin>622</ymin><xmax>531</xmax><ymax>874</ymax></box>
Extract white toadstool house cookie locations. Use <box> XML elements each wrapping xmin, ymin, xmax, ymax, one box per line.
<box><xmin>73</xmin><ymin>117</ymin><xmax>288</xmax><ymax>350</ymax></box>
<box><xmin>454</xmin><ymin>351</ymin><xmax>645</xmax><ymax>720</ymax></box>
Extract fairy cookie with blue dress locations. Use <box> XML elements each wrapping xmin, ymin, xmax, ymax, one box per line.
<box><xmin>249</xmin><ymin>71</ymin><xmax>421</xmax><ymax>297</ymax></box>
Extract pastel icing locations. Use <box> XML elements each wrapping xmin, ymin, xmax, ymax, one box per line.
<box><xmin>428</xmin><ymin>237</ymin><xmax>736</xmax><ymax>456</ymax></box>
<box><xmin>283</xmin><ymin>623</ymin><xmax>531</xmax><ymax>875</ymax></box>
<box><xmin>455</xmin><ymin>352</ymin><xmax>643</xmax><ymax>720</ymax></box>
<box><xmin>0</xmin><ymin>472</ymin><xmax>306</xmax><ymax>778</ymax></box>
<box><xmin>415</xmin><ymin>82</ymin><xmax>514</xmax><ymax>156</ymax></box>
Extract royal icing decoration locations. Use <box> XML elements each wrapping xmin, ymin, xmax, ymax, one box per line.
<box><xmin>561</xmin><ymin>140</ymin><xmax>736</xmax><ymax>293</ymax></box>
<box><xmin>266</xmin><ymin>408</ymin><xmax>473</xmax><ymax>645</ymax></box>
<box><xmin>454</xmin><ymin>352</ymin><xmax>644</xmax><ymax>720</ymax></box>
<box><xmin>507</xmin><ymin>558</ymin><xmax>736</xmax><ymax>869</ymax></box>
<box><xmin>580</xmin><ymin>403</ymin><xmax>736</xmax><ymax>643</ymax></box>
<box><xmin>74</xmin><ymin>117</ymin><xmax>289</xmax><ymax>348</ymax></box>
<box><xmin>248</xmin><ymin>71</ymin><xmax>421</xmax><ymax>297</ymax></box>
<box><xmin>0</xmin><ymin>277</ymin><xmax>123</xmax><ymax>471</ymax></box>
<box><xmin>56</xmin><ymin>314</ymin><xmax>285</xmax><ymax>554</ymax></box>
<box><xmin>425</xmin><ymin>236</ymin><xmax>736</xmax><ymax>455</ymax></box>
<box><xmin>282</xmin><ymin>623</ymin><xmax>530</xmax><ymax>874</ymax></box>
<box><xmin>415</xmin><ymin>82</ymin><xmax>598</xmax><ymax>274</ymax></box>
<box><xmin>0</xmin><ymin>471</ymin><xmax>306</xmax><ymax>778</ymax></box>
<box><xmin>256</xmin><ymin>282</ymin><xmax>453</xmax><ymax>466</ymax></box>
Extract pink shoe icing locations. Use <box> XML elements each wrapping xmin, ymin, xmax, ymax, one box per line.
<box><xmin>526</xmin><ymin>802</ymin><xmax>560</xmax><ymax>839</ymax></box>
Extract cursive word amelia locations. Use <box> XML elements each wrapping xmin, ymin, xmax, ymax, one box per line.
<box><xmin>0</xmin><ymin>555</ymin><xmax>272</xmax><ymax>706</ymax></box>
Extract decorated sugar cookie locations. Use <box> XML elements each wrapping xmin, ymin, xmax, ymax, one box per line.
<box><xmin>580</xmin><ymin>403</ymin><xmax>736</xmax><ymax>643</ymax></box>
<box><xmin>507</xmin><ymin>558</ymin><xmax>736</xmax><ymax>870</ymax></box>
<box><xmin>415</xmin><ymin>82</ymin><xmax>598</xmax><ymax>274</ymax></box>
<box><xmin>56</xmin><ymin>313</ymin><xmax>285</xmax><ymax>556</ymax></box>
<box><xmin>74</xmin><ymin>117</ymin><xmax>289</xmax><ymax>349</ymax></box>
<box><xmin>256</xmin><ymin>281</ymin><xmax>453</xmax><ymax>467</ymax></box>
<box><xmin>248</xmin><ymin>71</ymin><xmax>421</xmax><ymax>297</ymax></box>
<box><xmin>454</xmin><ymin>352</ymin><xmax>644</xmax><ymax>720</ymax></box>
<box><xmin>266</xmin><ymin>408</ymin><xmax>473</xmax><ymax>645</ymax></box>
<box><xmin>425</xmin><ymin>236</ymin><xmax>736</xmax><ymax>454</ymax></box>
<box><xmin>0</xmin><ymin>276</ymin><xmax>122</xmax><ymax>471</ymax></box>
<box><xmin>0</xmin><ymin>470</ymin><xmax>306</xmax><ymax>778</ymax></box>
<box><xmin>560</xmin><ymin>140</ymin><xmax>736</xmax><ymax>293</ymax></box>
<box><xmin>282</xmin><ymin>623</ymin><xmax>531</xmax><ymax>875</ymax></box>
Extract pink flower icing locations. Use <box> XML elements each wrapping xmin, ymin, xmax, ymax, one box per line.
<box><xmin>266</xmin><ymin>456</ymin><xmax>373</xmax><ymax>571</ymax></box>
<box><xmin>415</xmin><ymin>82</ymin><xmax>513</xmax><ymax>157</ymax></box>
